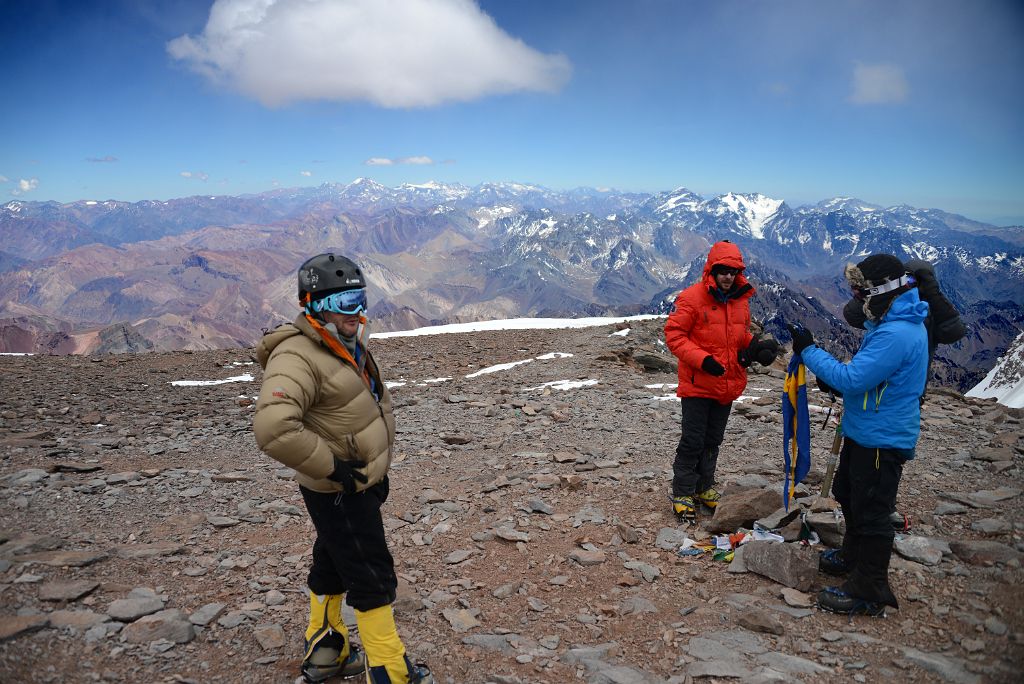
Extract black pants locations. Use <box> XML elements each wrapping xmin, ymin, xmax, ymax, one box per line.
<box><xmin>672</xmin><ymin>397</ymin><xmax>732</xmax><ymax>497</ymax></box>
<box><xmin>300</xmin><ymin>478</ymin><xmax>397</xmax><ymax>612</ymax></box>
<box><xmin>831</xmin><ymin>437</ymin><xmax>905</xmax><ymax>607</ymax></box>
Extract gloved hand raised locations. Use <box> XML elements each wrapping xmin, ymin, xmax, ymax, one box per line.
<box><xmin>327</xmin><ymin>457</ymin><xmax>368</xmax><ymax>494</ymax></box>
<box><xmin>701</xmin><ymin>355</ymin><xmax>726</xmax><ymax>376</ymax></box>
<box><xmin>786</xmin><ymin>324</ymin><xmax>815</xmax><ymax>355</ymax></box>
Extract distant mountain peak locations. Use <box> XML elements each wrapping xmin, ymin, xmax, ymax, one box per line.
<box><xmin>347</xmin><ymin>177</ymin><xmax>387</xmax><ymax>189</ymax></box>
<box><xmin>812</xmin><ymin>197</ymin><xmax>881</xmax><ymax>213</ymax></box>
<box><xmin>654</xmin><ymin>188</ymin><xmax>702</xmax><ymax>215</ymax></box>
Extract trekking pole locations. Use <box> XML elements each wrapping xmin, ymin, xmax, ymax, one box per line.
<box><xmin>819</xmin><ymin>400</ymin><xmax>843</xmax><ymax>498</ymax></box>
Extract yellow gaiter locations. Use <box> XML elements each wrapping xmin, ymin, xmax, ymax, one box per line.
<box><xmin>355</xmin><ymin>604</ymin><xmax>408</xmax><ymax>683</ymax></box>
<box><xmin>304</xmin><ymin>592</ymin><xmax>351</xmax><ymax>662</ymax></box>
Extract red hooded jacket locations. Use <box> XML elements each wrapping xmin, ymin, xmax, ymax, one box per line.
<box><xmin>664</xmin><ymin>241</ymin><xmax>755</xmax><ymax>403</ymax></box>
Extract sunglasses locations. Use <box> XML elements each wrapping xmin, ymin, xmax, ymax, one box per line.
<box><xmin>308</xmin><ymin>288</ymin><xmax>368</xmax><ymax>315</ymax></box>
<box><xmin>714</xmin><ymin>267</ymin><xmax>741</xmax><ymax>276</ymax></box>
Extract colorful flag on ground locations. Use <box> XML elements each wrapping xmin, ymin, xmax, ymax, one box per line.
<box><xmin>782</xmin><ymin>353</ymin><xmax>811</xmax><ymax>511</ymax></box>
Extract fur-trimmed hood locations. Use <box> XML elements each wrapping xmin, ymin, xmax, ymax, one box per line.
<box><xmin>845</xmin><ymin>261</ymin><xmax>912</xmax><ymax>321</ymax></box>
<box><xmin>844</xmin><ymin>262</ymin><xmax>871</xmax><ymax>292</ymax></box>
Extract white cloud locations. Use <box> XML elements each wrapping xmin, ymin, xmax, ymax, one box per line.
<box><xmin>300</xmin><ymin>170</ymin><xmax>312</xmax><ymax>176</ymax></box>
<box><xmin>364</xmin><ymin>156</ymin><xmax>436</xmax><ymax>166</ymax></box>
<box><xmin>86</xmin><ymin>155</ymin><xmax>119</xmax><ymax>163</ymax></box>
<box><xmin>167</xmin><ymin>0</ymin><xmax>571</xmax><ymax>108</ymax></box>
<box><xmin>0</xmin><ymin>175</ymin><xmax>8</xmax><ymax>183</ymax></box>
<box><xmin>849</xmin><ymin>62</ymin><xmax>908</xmax><ymax>104</ymax></box>
<box><xmin>10</xmin><ymin>178</ymin><xmax>39</xmax><ymax>196</ymax></box>
<box><xmin>180</xmin><ymin>170</ymin><xmax>210</xmax><ymax>181</ymax></box>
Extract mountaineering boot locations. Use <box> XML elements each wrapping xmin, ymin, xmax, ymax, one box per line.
<box><xmin>303</xmin><ymin>592</ymin><xmax>366</xmax><ymax>682</ymax></box>
<box><xmin>367</xmin><ymin>655</ymin><xmax>434</xmax><ymax>683</ymax></box>
<box><xmin>407</xmin><ymin>662</ymin><xmax>434</xmax><ymax>684</ymax></box>
<box><xmin>816</xmin><ymin>586</ymin><xmax>885</xmax><ymax>616</ymax></box>
<box><xmin>818</xmin><ymin>548</ymin><xmax>850</xmax><ymax>576</ymax></box>
<box><xmin>696</xmin><ymin>487</ymin><xmax>721</xmax><ymax>509</ymax></box>
<box><xmin>672</xmin><ymin>495</ymin><xmax>696</xmax><ymax>522</ymax></box>
<box><xmin>356</xmin><ymin>604</ymin><xmax>433</xmax><ymax>684</ymax></box>
<box><xmin>303</xmin><ymin>635</ymin><xmax>366</xmax><ymax>682</ymax></box>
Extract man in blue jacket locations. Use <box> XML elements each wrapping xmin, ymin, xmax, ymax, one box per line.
<box><xmin>789</xmin><ymin>254</ymin><xmax>929</xmax><ymax>616</ymax></box>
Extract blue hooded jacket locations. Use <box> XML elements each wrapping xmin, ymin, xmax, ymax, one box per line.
<box><xmin>801</xmin><ymin>289</ymin><xmax>929</xmax><ymax>452</ymax></box>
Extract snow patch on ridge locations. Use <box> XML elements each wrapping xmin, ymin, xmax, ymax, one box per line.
<box><xmin>372</xmin><ymin>315</ymin><xmax>663</xmax><ymax>339</ymax></box>
<box><xmin>713</xmin><ymin>193</ymin><xmax>783</xmax><ymax>239</ymax></box>
<box><xmin>656</xmin><ymin>192</ymin><xmax>700</xmax><ymax>214</ymax></box>
<box><xmin>171</xmin><ymin>374</ymin><xmax>254</xmax><ymax>387</ymax></box>
<box><xmin>967</xmin><ymin>331</ymin><xmax>1024</xmax><ymax>408</ymax></box>
<box><xmin>904</xmin><ymin>242</ymin><xmax>941</xmax><ymax>262</ymax></box>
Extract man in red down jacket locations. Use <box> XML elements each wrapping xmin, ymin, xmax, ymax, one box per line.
<box><xmin>664</xmin><ymin>240</ymin><xmax>777</xmax><ymax>521</ymax></box>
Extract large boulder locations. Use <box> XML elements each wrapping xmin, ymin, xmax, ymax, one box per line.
<box><xmin>741</xmin><ymin>540</ymin><xmax>818</xmax><ymax>591</ymax></box>
<box><xmin>949</xmin><ymin>540</ymin><xmax>1022</xmax><ymax>566</ymax></box>
<box><xmin>121</xmin><ymin>609</ymin><xmax>195</xmax><ymax>644</ymax></box>
<box><xmin>894</xmin><ymin>536</ymin><xmax>949</xmax><ymax>566</ymax></box>
<box><xmin>707</xmin><ymin>488</ymin><xmax>780</xmax><ymax>533</ymax></box>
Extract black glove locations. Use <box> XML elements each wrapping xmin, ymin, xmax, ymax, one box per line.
<box><xmin>816</xmin><ymin>376</ymin><xmax>837</xmax><ymax>397</ymax></box>
<box><xmin>786</xmin><ymin>324</ymin><xmax>815</xmax><ymax>355</ymax></box>
<box><xmin>701</xmin><ymin>355</ymin><xmax>726</xmax><ymax>376</ymax></box>
<box><xmin>739</xmin><ymin>337</ymin><xmax>780</xmax><ymax>367</ymax></box>
<box><xmin>753</xmin><ymin>337</ymin><xmax>779</xmax><ymax>365</ymax></box>
<box><xmin>326</xmin><ymin>457</ymin><xmax>368</xmax><ymax>494</ymax></box>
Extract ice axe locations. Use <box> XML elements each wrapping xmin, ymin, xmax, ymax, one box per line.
<box><xmin>819</xmin><ymin>397</ymin><xmax>843</xmax><ymax>498</ymax></box>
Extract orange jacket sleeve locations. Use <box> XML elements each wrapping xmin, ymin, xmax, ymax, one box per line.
<box><xmin>664</xmin><ymin>289</ymin><xmax>713</xmax><ymax>370</ymax></box>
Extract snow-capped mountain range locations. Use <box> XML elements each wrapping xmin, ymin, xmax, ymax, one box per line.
<box><xmin>1</xmin><ymin>179</ymin><xmax>1022</xmax><ymax>394</ymax></box>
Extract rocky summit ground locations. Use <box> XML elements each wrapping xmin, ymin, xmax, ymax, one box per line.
<box><xmin>1</xmin><ymin>318</ymin><xmax>1022</xmax><ymax>684</ymax></box>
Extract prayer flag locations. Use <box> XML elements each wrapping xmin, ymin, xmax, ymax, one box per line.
<box><xmin>782</xmin><ymin>353</ymin><xmax>811</xmax><ymax>511</ymax></box>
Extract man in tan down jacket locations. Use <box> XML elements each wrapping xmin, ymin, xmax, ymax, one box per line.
<box><xmin>254</xmin><ymin>253</ymin><xmax>433</xmax><ymax>684</ymax></box>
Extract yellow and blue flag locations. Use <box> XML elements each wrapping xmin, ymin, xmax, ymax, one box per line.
<box><xmin>782</xmin><ymin>353</ymin><xmax>811</xmax><ymax>511</ymax></box>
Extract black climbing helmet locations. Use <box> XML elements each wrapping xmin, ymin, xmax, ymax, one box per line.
<box><xmin>297</xmin><ymin>253</ymin><xmax>366</xmax><ymax>303</ymax></box>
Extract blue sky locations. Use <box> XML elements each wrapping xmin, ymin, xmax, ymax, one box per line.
<box><xmin>2</xmin><ymin>0</ymin><xmax>1022</xmax><ymax>224</ymax></box>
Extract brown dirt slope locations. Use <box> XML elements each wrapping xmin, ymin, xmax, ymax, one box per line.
<box><xmin>1</xmin><ymin>318</ymin><xmax>1021</xmax><ymax>683</ymax></box>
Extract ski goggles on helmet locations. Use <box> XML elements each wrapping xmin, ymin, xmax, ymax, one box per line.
<box><xmin>307</xmin><ymin>288</ymin><xmax>367</xmax><ymax>315</ymax></box>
